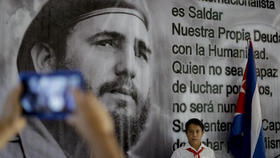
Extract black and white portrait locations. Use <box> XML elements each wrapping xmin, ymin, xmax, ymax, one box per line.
<box><xmin>0</xmin><ymin>0</ymin><xmax>173</xmax><ymax>157</ymax></box>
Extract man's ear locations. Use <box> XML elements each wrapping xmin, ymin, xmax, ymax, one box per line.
<box><xmin>30</xmin><ymin>43</ymin><xmax>56</xmax><ymax>72</ymax></box>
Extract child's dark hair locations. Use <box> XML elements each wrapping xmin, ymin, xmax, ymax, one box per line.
<box><xmin>185</xmin><ymin>118</ymin><xmax>204</xmax><ymax>133</ymax></box>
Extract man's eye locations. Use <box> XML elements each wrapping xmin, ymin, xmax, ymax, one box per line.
<box><xmin>134</xmin><ymin>41</ymin><xmax>151</xmax><ymax>62</ymax></box>
<box><xmin>135</xmin><ymin>50</ymin><xmax>148</xmax><ymax>61</ymax></box>
<box><xmin>95</xmin><ymin>39</ymin><xmax>117</xmax><ymax>48</ymax></box>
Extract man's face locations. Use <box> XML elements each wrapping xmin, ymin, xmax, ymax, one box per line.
<box><xmin>186</xmin><ymin>124</ymin><xmax>204</xmax><ymax>148</ymax></box>
<box><xmin>61</xmin><ymin>12</ymin><xmax>152</xmax><ymax>149</ymax></box>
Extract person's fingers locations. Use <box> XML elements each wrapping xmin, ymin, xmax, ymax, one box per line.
<box><xmin>1</xmin><ymin>84</ymin><xmax>23</xmax><ymax>121</ymax></box>
<box><xmin>10</xmin><ymin>84</ymin><xmax>23</xmax><ymax>118</ymax></box>
<box><xmin>68</xmin><ymin>89</ymin><xmax>89</xmax><ymax>129</ymax></box>
<box><xmin>0</xmin><ymin>84</ymin><xmax>26</xmax><ymax>150</ymax></box>
<box><xmin>0</xmin><ymin>117</ymin><xmax>26</xmax><ymax>150</ymax></box>
<box><xmin>68</xmin><ymin>90</ymin><xmax>124</xmax><ymax>158</ymax></box>
<box><xmin>66</xmin><ymin>113</ymin><xmax>79</xmax><ymax>127</ymax></box>
<box><xmin>70</xmin><ymin>89</ymin><xmax>114</xmax><ymax>135</ymax></box>
<box><xmin>68</xmin><ymin>89</ymin><xmax>85</xmax><ymax>124</ymax></box>
<box><xmin>6</xmin><ymin>84</ymin><xmax>23</xmax><ymax>105</ymax></box>
<box><xmin>13</xmin><ymin>117</ymin><xmax>26</xmax><ymax>133</ymax></box>
<box><xmin>82</xmin><ymin>92</ymin><xmax>115</xmax><ymax>134</ymax></box>
<box><xmin>73</xmin><ymin>89</ymin><xmax>84</xmax><ymax>109</ymax></box>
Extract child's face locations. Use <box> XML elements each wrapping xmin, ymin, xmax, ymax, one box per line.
<box><xmin>186</xmin><ymin>124</ymin><xmax>204</xmax><ymax>147</ymax></box>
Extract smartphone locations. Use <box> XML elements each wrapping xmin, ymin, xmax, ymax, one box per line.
<box><xmin>20</xmin><ymin>70</ymin><xmax>84</xmax><ymax>119</ymax></box>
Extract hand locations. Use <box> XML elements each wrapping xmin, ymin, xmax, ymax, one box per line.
<box><xmin>68</xmin><ymin>89</ymin><xmax>124</xmax><ymax>158</ymax></box>
<box><xmin>0</xmin><ymin>85</ymin><xmax>26</xmax><ymax>150</ymax></box>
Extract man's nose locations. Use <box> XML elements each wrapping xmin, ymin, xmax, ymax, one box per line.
<box><xmin>114</xmin><ymin>45</ymin><xmax>136</xmax><ymax>78</ymax></box>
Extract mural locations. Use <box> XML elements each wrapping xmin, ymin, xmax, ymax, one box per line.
<box><xmin>0</xmin><ymin>0</ymin><xmax>279</xmax><ymax>157</ymax></box>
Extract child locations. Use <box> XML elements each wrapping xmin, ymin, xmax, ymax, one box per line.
<box><xmin>171</xmin><ymin>118</ymin><xmax>215</xmax><ymax>158</ymax></box>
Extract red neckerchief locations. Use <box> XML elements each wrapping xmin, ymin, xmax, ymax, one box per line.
<box><xmin>186</xmin><ymin>147</ymin><xmax>204</xmax><ymax>158</ymax></box>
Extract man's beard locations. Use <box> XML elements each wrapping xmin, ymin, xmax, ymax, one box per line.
<box><xmin>97</xmin><ymin>77</ymin><xmax>150</xmax><ymax>152</ymax></box>
<box><xmin>92</xmin><ymin>77</ymin><xmax>150</xmax><ymax>152</ymax></box>
<box><xmin>110</xmin><ymin>103</ymin><xmax>149</xmax><ymax>152</ymax></box>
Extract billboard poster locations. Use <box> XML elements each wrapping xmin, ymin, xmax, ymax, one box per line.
<box><xmin>0</xmin><ymin>0</ymin><xmax>279</xmax><ymax>157</ymax></box>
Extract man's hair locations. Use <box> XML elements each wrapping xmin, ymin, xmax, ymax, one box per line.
<box><xmin>17</xmin><ymin>0</ymin><xmax>150</xmax><ymax>72</ymax></box>
<box><xmin>185</xmin><ymin>118</ymin><xmax>204</xmax><ymax>133</ymax></box>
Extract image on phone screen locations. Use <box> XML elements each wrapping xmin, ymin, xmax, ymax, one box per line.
<box><xmin>20</xmin><ymin>71</ymin><xmax>84</xmax><ymax>119</ymax></box>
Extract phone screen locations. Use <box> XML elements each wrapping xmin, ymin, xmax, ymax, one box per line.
<box><xmin>20</xmin><ymin>70</ymin><xmax>84</xmax><ymax>119</ymax></box>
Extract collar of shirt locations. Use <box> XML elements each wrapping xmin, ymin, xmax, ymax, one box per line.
<box><xmin>185</xmin><ymin>141</ymin><xmax>206</xmax><ymax>152</ymax></box>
